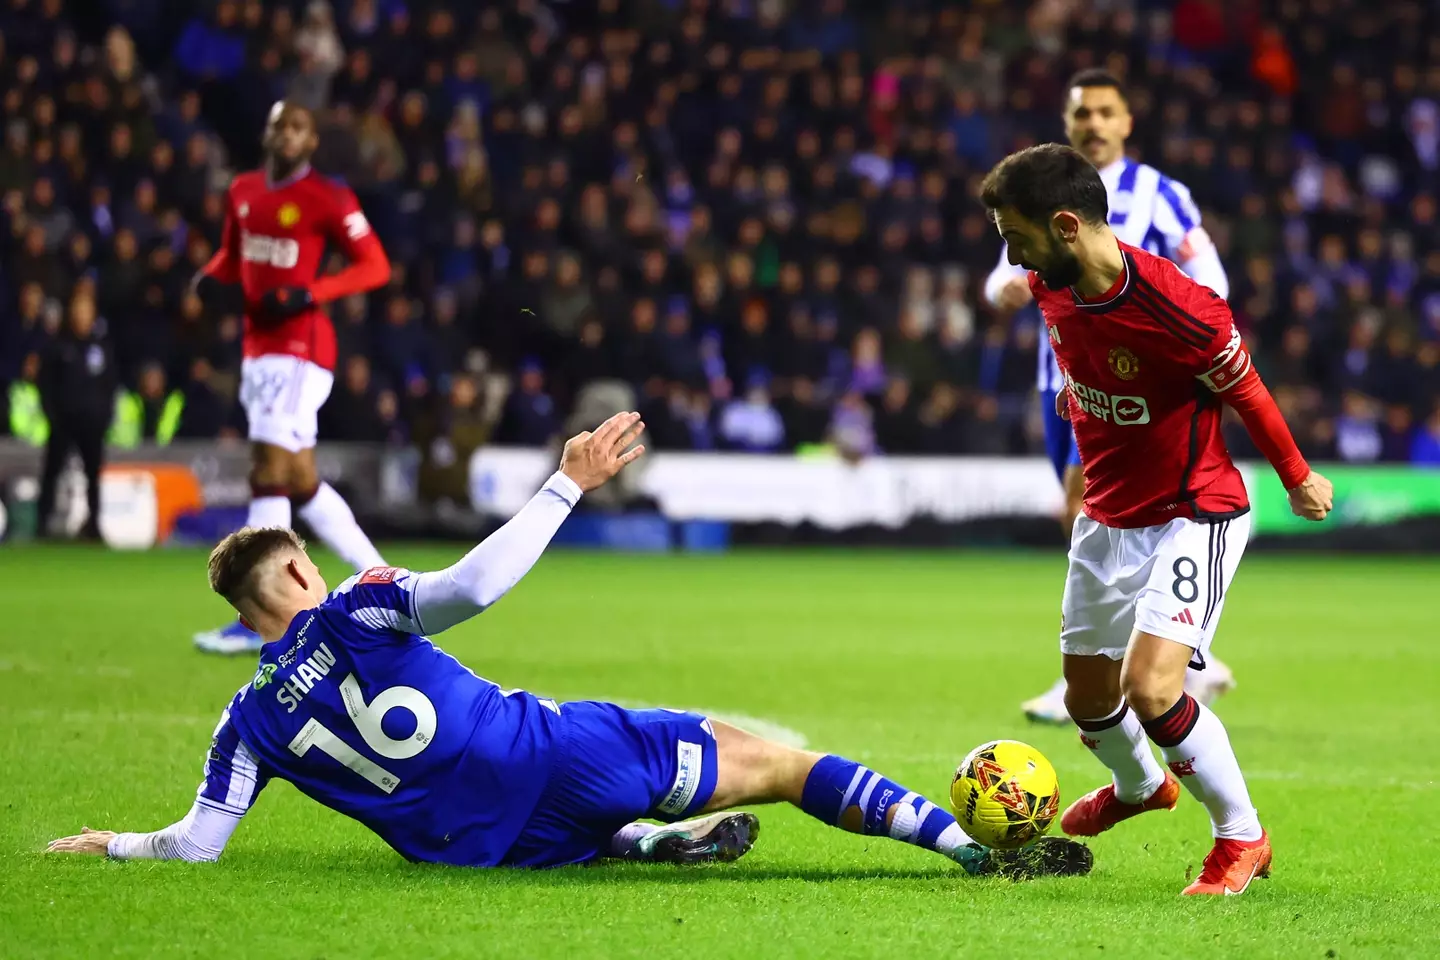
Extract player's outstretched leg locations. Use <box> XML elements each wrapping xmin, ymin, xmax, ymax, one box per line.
<box><xmin>610</xmin><ymin>812</ymin><xmax>760</xmax><ymax>865</ymax></box>
<box><xmin>705</xmin><ymin>721</ymin><xmax>1092</xmax><ymax>880</ymax></box>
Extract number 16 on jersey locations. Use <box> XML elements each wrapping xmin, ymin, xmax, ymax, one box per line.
<box><xmin>287</xmin><ymin>674</ymin><xmax>437</xmax><ymax>794</ymax></box>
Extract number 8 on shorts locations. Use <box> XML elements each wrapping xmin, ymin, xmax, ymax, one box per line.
<box><xmin>1060</xmin><ymin>513</ymin><xmax>1252</xmax><ymax>667</ymax></box>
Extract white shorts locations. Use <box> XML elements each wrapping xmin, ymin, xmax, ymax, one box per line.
<box><xmin>1060</xmin><ymin>513</ymin><xmax>1251</xmax><ymax>666</ymax></box>
<box><xmin>239</xmin><ymin>355</ymin><xmax>334</xmax><ymax>453</ymax></box>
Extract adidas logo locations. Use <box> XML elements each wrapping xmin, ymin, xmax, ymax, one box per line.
<box><xmin>1171</xmin><ymin>609</ymin><xmax>1195</xmax><ymax>625</ymax></box>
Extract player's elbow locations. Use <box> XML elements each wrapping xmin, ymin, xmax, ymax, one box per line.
<box><xmin>371</xmin><ymin>256</ymin><xmax>392</xmax><ymax>289</ymax></box>
<box><xmin>466</xmin><ymin>576</ymin><xmax>514</xmax><ymax>612</ymax></box>
<box><xmin>363</xmin><ymin>246</ymin><xmax>392</xmax><ymax>290</ymax></box>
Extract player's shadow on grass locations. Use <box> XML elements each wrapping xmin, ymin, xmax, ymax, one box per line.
<box><xmin>528</xmin><ymin>864</ymin><xmax>966</xmax><ymax>886</ymax></box>
<box><xmin>213</xmin><ymin>849</ymin><xmax>977</xmax><ymax>884</ymax></box>
<box><xmin>263</xmin><ymin>853</ymin><xmax>988</xmax><ymax>885</ymax></box>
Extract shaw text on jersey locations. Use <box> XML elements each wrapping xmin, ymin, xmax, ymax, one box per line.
<box><xmin>276</xmin><ymin>642</ymin><xmax>338</xmax><ymax>713</ymax></box>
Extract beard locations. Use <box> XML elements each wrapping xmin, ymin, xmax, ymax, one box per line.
<box><xmin>1035</xmin><ymin>242</ymin><xmax>1084</xmax><ymax>290</ymax></box>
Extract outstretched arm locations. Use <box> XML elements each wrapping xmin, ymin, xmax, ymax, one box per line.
<box><xmin>49</xmin><ymin>802</ymin><xmax>245</xmax><ymax>862</ymax></box>
<box><xmin>408</xmin><ymin>412</ymin><xmax>647</xmax><ymax>634</ymax></box>
<box><xmin>48</xmin><ymin>706</ymin><xmax>266</xmax><ymax>862</ymax></box>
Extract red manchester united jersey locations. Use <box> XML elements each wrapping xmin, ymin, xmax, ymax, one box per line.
<box><xmin>1031</xmin><ymin>242</ymin><xmax>1256</xmax><ymax>528</ymax></box>
<box><xmin>207</xmin><ymin>167</ymin><xmax>387</xmax><ymax>371</ymax></box>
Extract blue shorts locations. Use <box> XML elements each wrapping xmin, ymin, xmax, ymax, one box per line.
<box><xmin>503</xmin><ymin>701</ymin><xmax>719</xmax><ymax>867</ymax></box>
<box><xmin>1040</xmin><ymin>389</ymin><xmax>1082</xmax><ymax>481</ymax></box>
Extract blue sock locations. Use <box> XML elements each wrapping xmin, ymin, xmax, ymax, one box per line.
<box><xmin>799</xmin><ymin>755</ymin><xmax>986</xmax><ymax>871</ymax></box>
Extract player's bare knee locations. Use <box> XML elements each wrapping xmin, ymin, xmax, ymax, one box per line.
<box><xmin>1064</xmin><ymin>685</ymin><xmax>1119</xmax><ymax>724</ymax></box>
<box><xmin>289</xmin><ymin>451</ymin><xmax>319</xmax><ymax>501</ymax></box>
<box><xmin>1118</xmin><ymin>666</ymin><xmax>1182</xmax><ymax>721</ymax></box>
<box><xmin>1062</xmin><ymin>655</ymin><xmax>1122</xmax><ymax>721</ymax></box>
<box><xmin>249</xmin><ymin>452</ymin><xmax>289</xmax><ymax>493</ymax></box>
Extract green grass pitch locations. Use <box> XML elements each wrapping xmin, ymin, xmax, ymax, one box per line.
<box><xmin>2</xmin><ymin>544</ymin><xmax>1437</xmax><ymax>958</ymax></box>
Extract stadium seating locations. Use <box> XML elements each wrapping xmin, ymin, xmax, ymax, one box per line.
<box><xmin>2</xmin><ymin>0</ymin><xmax>1438</xmax><ymax>461</ymax></box>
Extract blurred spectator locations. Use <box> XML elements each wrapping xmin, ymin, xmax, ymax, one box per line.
<box><xmin>36</xmin><ymin>291</ymin><xmax>114</xmax><ymax>539</ymax></box>
<box><xmin>415</xmin><ymin>373</ymin><xmax>491</xmax><ymax>506</ymax></box>
<box><xmin>174</xmin><ymin>358</ymin><xmax>229</xmax><ymax>440</ymax></box>
<box><xmin>1</xmin><ymin>0</ymin><xmax>1439</xmax><ymax>467</ymax></box>
<box><xmin>110</xmin><ymin>360</ymin><xmax>182</xmax><ymax>447</ymax></box>
<box><xmin>495</xmin><ymin>362</ymin><xmax>558</xmax><ymax>447</ymax></box>
<box><xmin>321</xmin><ymin>354</ymin><xmax>386</xmax><ymax>443</ymax></box>
<box><xmin>1413</xmin><ymin>404</ymin><xmax>1440</xmax><ymax>465</ymax></box>
<box><xmin>719</xmin><ymin>375</ymin><xmax>785</xmax><ymax>453</ymax></box>
<box><xmin>830</xmin><ymin>390</ymin><xmax>877</xmax><ymax>462</ymax></box>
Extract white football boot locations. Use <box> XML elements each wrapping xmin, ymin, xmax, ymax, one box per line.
<box><xmin>1021</xmin><ymin>677</ymin><xmax>1071</xmax><ymax>725</ymax></box>
<box><xmin>193</xmin><ymin>620</ymin><xmax>264</xmax><ymax>655</ymax></box>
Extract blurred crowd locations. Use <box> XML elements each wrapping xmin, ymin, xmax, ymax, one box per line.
<box><xmin>3</xmin><ymin>0</ymin><xmax>1440</xmax><ymax>470</ymax></box>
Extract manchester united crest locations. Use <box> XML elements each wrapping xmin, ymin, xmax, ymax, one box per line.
<box><xmin>1108</xmin><ymin>345</ymin><xmax>1139</xmax><ymax>381</ymax></box>
<box><xmin>277</xmin><ymin>202</ymin><xmax>302</xmax><ymax>228</ymax></box>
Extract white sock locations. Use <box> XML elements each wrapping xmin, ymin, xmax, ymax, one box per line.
<box><xmin>247</xmin><ymin>495</ymin><xmax>292</xmax><ymax>529</ymax></box>
<box><xmin>609</xmin><ymin>822</ymin><xmax>658</xmax><ymax>858</ymax></box>
<box><xmin>1147</xmin><ymin>694</ymin><xmax>1262</xmax><ymax>841</ymax></box>
<box><xmin>1076</xmin><ymin>702</ymin><xmax>1168</xmax><ymax>804</ymax></box>
<box><xmin>295</xmin><ymin>482</ymin><xmax>385</xmax><ymax>571</ymax></box>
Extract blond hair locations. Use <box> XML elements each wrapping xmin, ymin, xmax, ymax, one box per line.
<box><xmin>207</xmin><ymin>527</ymin><xmax>306</xmax><ymax>607</ymax></box>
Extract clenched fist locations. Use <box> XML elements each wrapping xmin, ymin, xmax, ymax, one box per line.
<box><xmin>1287</xmin><ymin>470</ymin><xmax>1334</xmax><ymax>521</ymax></box>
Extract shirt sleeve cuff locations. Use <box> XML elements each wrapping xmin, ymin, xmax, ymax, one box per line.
<box><xmin>107</xmin><ymin>833</ymin><xmax>137</xmax><ymax>859</ymax></box>
<box><xmin>544</xmin><ymin>471</ymin><xmax>584</xmax><ymax>507</ymax></box>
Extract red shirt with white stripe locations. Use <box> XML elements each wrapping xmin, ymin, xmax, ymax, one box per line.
<box><xmin>1031</xmin><ymin>241</ymin><xmax>1309</xmax><ymax>528</ymax></box>
<box><xmin>203</xmin><ymin>167</ymin><xmax>391</xmax><ymax>371</ymax></box>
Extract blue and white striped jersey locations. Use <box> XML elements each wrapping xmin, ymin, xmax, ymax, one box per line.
<box><xmin>984</xmin><ymin>158</ymin><xmax>1230</xmax><ymax>393</ymax></box>
<box><xmin>211</xmin><ymin>566</ymin><xmax>565</xmax><ymax>867</ymax></box>
<box><xmin>105</xmin><ymin>471</ymin><xmax>586</xmax><ymax>866</ymax></box>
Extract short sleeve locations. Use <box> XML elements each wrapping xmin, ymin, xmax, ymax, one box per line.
<box><xmin>327</xmin><ymin>183</ymin><xmax>377</xmax><ymax>258</ymax></box>
<box><xmin>323</xmin><ymin>566</ymin><xmax>423</xmax><ymax>635</ymax></box>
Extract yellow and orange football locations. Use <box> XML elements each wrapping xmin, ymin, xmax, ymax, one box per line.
<box><xmin>949</xmin><ymin>739</ymin><xmax>1060</xmax><ymax>850</ymax></box>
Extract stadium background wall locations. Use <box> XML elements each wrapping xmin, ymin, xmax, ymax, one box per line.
<box><xmin>2</xmin><ymin>439</ymin><xmax>1438</xmax><ymax>552</ymax></box>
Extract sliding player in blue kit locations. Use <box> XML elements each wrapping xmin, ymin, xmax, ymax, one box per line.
<box><xmin>48</xmin><ymin>412</ymin><xmax>1091</xmax><ymax>879</ymax></box>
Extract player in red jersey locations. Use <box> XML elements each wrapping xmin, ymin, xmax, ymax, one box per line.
<box><xmin>980</xmin><ymin>144</ymin><xmax>1334</xmax><ymax>896</ymax></box>
<box><xmin>191</xmin><ymin>102</ymin><xmax>392</xmax><ymax>654</ymax></box>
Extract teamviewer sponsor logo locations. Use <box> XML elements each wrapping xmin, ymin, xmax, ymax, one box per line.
<box><xmin>240</xmin><ymin>232</ymin><xmax>301</xmax><ymax>269</ymax></box>
<box><xmin>1065</xmin><ymin>374</ymin><xmax>1151</xmax><ymax>425</ymax></box>
<box><xmin>659</xmin><ymin>741</ymin><xmax>704</xmax><ymax>816</ymax></box>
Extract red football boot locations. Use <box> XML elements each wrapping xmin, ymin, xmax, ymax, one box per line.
<box><xmin>1060</xmin><ymin>771</ymin><xmax>1181</xmax><ymax>837</ymax></box>
<box><xmin>1182</xmin><ymin>833</ymin><xmax>1272</xmax><ymax>896</ymax></box>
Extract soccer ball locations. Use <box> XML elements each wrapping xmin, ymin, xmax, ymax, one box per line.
<box><xmin>949</xmin><ymin>739</ymin><xmax>1060</xmax><ymax>850</ymax></box>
